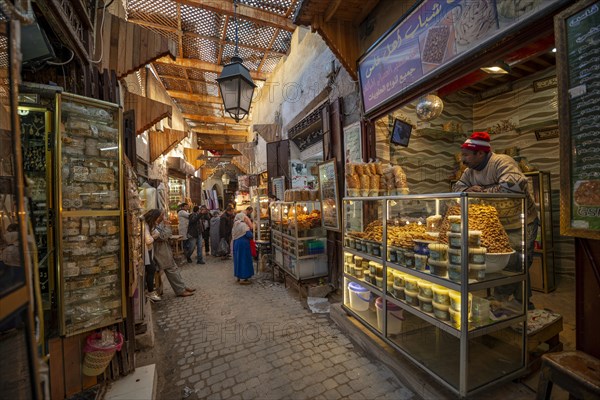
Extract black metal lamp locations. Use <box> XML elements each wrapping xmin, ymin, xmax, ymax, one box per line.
<box><xmin>216</xmin><ymin>0</ymin><xmax>256</xmax><ymax>122</ymax></box>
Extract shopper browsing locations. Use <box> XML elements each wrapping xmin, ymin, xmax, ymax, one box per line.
<box><xmin>209</xmin><ymin>210</ymin><xmax>221</xmax><ymax>256</ymax></box>
<box><xmin>143</xmin><ymin>209</ymin><xmax>196</xmax><ymax>298</ymax></box>
<box><xmin>232</xmin><ymin>212</ymin><xmax>254</xmax><ymax>284</ymax></box>
<box><xmin>453</xmin><ymin>131</ymin><xmax>539</xmax><ymax>309</ymax></box>
<box><xmin>219</xmin><ymin>206</ymin><xmax>235</xmax><ymax>259</ymax></box>
<box><xmin>178</xmin><ymin>202</ymin><xmax>193</xmax><ymax>263</ymax></box>
<box><xmin>199</xmin><ymin>205</ymin><xmax>211</xmax><ymax>255</ymax></box>
<box><xmin>187</xmin><ymin>206</ymin><xmax>206</xmax><ymax>265</ymax></box>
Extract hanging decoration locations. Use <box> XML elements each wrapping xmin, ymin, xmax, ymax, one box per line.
<box><xmin>416</xmin><ymin>94</ymin><xmax>444</xmax><ymax>121</ymax></box>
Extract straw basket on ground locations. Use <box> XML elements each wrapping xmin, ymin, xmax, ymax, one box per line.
<box><xmin>82</xmin><ymin>331</ymin><xmax>124</xmax><ymax>376</ymax></box>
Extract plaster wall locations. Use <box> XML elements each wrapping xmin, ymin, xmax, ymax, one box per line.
<box><xmin>254</xmin><ymin>135</ymin><xmax>268</xmax><ymax>173</ymax></box>
<box><xmin>253</xmin><ymin>28</ymin><xmax>341</xmax><ymax>135</ymax></box>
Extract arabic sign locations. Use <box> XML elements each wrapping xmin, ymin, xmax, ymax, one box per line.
<box><xmin>558</xmin><ymin>0</ymin><xmax>600</xmax><ymax>238</ymax></box>
<box><xmin>359</xmin><ymin>0</ymin><xmax>561</xmax><ymax>115</ymax></box>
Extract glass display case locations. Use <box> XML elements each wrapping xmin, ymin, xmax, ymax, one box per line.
<box><xmin>342</xmin><ymin>193</ymin><xmax>527</xmax><ymax>397</ymax></box>
<box><xmin>56</xmin><ymin>93</ymin><xmax>125</xmax><ymax>336</ymax></box>
<box><xmin>252</xmin><ymin>194</ymin><xmax>270</xmax><ymax>242</ymax></box>
<box><xmin>269</xmin><ymin>201</ymin><xmax>327</xmax><ymax>280</ymax></box>
<box><xmin>525</xmin><ymin>171</ymin><xmax>555</xmax><ymax>293</ymax></box>
<box><xmin>20</xmin><ymin>106</ymin><xmax>54</xmax><ymax>308</ymax></box>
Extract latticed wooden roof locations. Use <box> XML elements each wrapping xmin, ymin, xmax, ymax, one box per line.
<box><xmin>126</xmin><ymin>0</ymin><xmax>299</xmax><ymax>146</ymax></box>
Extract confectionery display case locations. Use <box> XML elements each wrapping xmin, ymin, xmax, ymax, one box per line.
<box><xmin>342</xmin><ymin>193</ymin><xmax>527</xmax><ymax>397</ymax></box>
<box><xmin>251</xmin><ymin>194</ymin><xmax>270</xmax><ymax>241</ymax></box>
<box><xmin>269</xmin><ymin>201</ymin><xmax>327</xmax><ymax>280</ymax></box>
<box><xmin>19</xmin><ymin>106</ymin><xmax>54</xmax><ymax>309</ymax></box>
<box><xmin>55</xmin><ymin>93</ymin><xmax>125</xmax><ymax>336</ymax></box>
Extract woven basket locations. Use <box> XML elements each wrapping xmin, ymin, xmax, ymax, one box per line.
<box><xmin>82</xmin><ymin>349</ymin><xmax>117</xmax><ymax>376</ymax></box>
<box><xmin>82</xmin><ymin>331</ymin><xmax>124</xmax><ymax>376</ymax></box>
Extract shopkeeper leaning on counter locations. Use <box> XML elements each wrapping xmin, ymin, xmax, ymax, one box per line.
<box><xmin>452</xmin><ymin>131</ymin><xmax>539</xmax><ymax>310</ymax></box>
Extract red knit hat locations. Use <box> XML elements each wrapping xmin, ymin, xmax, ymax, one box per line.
<box><xmin>461</xmin><ymin>131</ymin><xmax>491</xmax><ymax>152</ymax></box>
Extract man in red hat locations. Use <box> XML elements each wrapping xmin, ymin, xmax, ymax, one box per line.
<box><xmin>453</xmin><ymin>131</ymin><xmax>539</xmax><ymax>309</ymax></box>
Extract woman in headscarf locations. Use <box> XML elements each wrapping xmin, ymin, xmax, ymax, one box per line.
<box><xmin>209</xmin><ymin>210</ymin><xmax>221</xmax><ymax>256</ymax></box>
<box><xmin>142</xmin><ymin>209</ymin><xmax>195</xmax><ymax>298</ymax></box>
<box><xmin>232</xmin><ymin>212</ymin><xmax>254</xmax><ymax>284</ymax></box>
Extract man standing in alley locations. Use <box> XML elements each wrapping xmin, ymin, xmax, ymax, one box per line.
<box><xmin>199</xmin><ymin>205</ymin><xmax>211</xmax><ymax>256</ymax></box>
<box><xmin>188</xmin><ymin>206</ymin><xmax>206</xmax><ymax>265</ymax></box>
<box><xmin>178</xmin><ymin>202</ymin><xmax>193</xmax><ymax>263</ymax></box>
<box><xmin>219</xmin><ymin>206</ymin><xmax>235</xmax><ymax>260</ymax></box>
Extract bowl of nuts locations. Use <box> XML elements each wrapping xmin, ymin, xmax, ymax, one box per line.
<box><xmin>485</xmin><ymin>251</ymin><xmax>515</xmax><ymax>273</ymax></box>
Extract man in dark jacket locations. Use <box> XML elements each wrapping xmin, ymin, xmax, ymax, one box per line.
<box><xmin>199</xmin><ymin>205</ymin><xmax>211</xmax><ymax>255</ymax></box>
<box><xmin>219</xmin><ymin>206</ymin><xmax>235</xmax><ymax>259</ymax></box>
<box><xmin>187</xmin><ymin>206</ymin><xmax>206</xmax><ymax>264</ymax></box>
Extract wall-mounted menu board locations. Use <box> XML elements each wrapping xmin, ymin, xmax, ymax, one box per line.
<box><xmin>556</xmin><ymin>0</ymin><xmax>600</xmax><ymax>239</ymax></box>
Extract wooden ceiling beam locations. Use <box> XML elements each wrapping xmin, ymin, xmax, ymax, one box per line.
<box><xmin>325</xmin><ymin>0</ymin><xmax>343</xmax><ymax>22</ymax></box>
<box><xmin>167</xmin><ymin>90</ymin><xmax>222</xmax><ymax>104</ymax></box>
<box><xmin>155</xmin><ymin>56</ymin><xmax>268</xmax><ymax>81</ymax></box>
<box><xmin>183</xmin><ymin>113</ymin><xmax>251</xmax><ymax>125</ymax></box>
<box><xmin>129</xmin><ymin>18</ymin><xmax>285</xmax><ymax>58</ymax></box>
<box><xmin>175</xmin><ymin>0</ymin><xmax>296</xmax><ymax>32</ymax></box>
<box><xmin>193</xmin><ymin>127</ymin><xmax>250</xmax><ymax>136</ymax></box>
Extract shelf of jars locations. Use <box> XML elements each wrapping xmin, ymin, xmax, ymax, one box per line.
<box><xmin>269</xmin><ymin>201</ymin><xmax>327</xmax><ymax>280</ymax></box>
<box><xmin>342</xmin><ymin>193</ymin><xmax>528</xmax><ymax>396</ymax></box>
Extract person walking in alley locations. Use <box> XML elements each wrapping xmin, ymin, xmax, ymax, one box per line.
<box><xmin>209</xmin><ymin>210</ymin><xmax>221</xmax><ymax>256</ymax></box>
<box><xmin>199</xmin><ymin>205</ymin><xmax>211</xmax><ymax>255</ymax></box>
<box><xmin>178</xmin><ymin>202</ymin><xmax>193</xmax><ymax>263</ymax></box>
<box><xmin>232</xmin><ymin>212</ymin><xmax>254</xmax><ymax>284</ymax></box>
<box><xmin>143</xmin><ymin>209</ymin><xmax>196</xmax><ymax>298</ymax></box>
<box><xmin>219</xmin><ymin>206</ymin><xmax>235</xmax><ymax>260</ymax></box>
<box><xmin>188</xmin><ymin>206</ymin><xmax>206</xmax><ymax>265</ymax></box>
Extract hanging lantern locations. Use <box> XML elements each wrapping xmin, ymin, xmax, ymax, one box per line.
<box><xmin>216</xmin><ymin>0</ymin><xmax>256</xmax><ymax>122</ymax></box>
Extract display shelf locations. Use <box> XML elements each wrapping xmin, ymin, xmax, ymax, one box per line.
<box><xmin>272</xmin><ymin>243</ymin><xmax>324</xmax><ymax>260</ymax></box>
<box><xmin>342</xmin><ymin>192</ymin><xmax>527</xmax><ymax>397</ymax></box>
<box><xmin>269</xmin><ymin>201</ymin><xmax>327</xmax><ymax>280</ymax></box>
<box><xmin>344</xmin><ymin>273</ymin><xmax>384</xmax><ymax>297</ymax></box>
<box><xmin>343</xmin><ymin>247</ymin><xmax>384</xmax><ymax>264</ymax></box>
<box><xmin>342</xmin><ymin>304</ymin><xmax>382</xmax><ymax>335</ymax></box>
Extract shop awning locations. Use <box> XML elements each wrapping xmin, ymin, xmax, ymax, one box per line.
<box><xmin>94</xmin><ymin>13</ymin><xmax>177</xmax><ymax>79</ymax></box>
<box><xmin>253</xmin><ymin>124</ymin><xmax>280</xmax><ymax>143</ymax></box>
<box><xmin>167</xmin><ymin>157</ymin><xmax>196</xmax><ymax>177</ymax></box>
<box><xmin>183</xmin><ymin>148</ymin><xmax>207</xmax><ymax>170</ymax></box>
<box><xmin>124</xmin><ymin>92</ymin><xmax>172</xmax><ymax>135</ymax></box>
<box><xmin>197</xmin><ymin>143</ymin><xmax>242</xmax><ymax>156</ymax></box>
<box><xmin>149</xmin><ymin>128</ymin><xmax>187</xmax><ymax>162</ymax></box>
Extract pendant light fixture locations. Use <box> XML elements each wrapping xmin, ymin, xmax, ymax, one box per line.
<box><xmin>216</xmin><ymin>0</ymin><xmax>257</xmax><ymax>122</ymax></box>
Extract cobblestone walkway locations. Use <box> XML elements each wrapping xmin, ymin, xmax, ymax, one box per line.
<box><xmin>150</xmin><ymin>255</ymin><xmax>415</xmax><ymax>400</ymax></box>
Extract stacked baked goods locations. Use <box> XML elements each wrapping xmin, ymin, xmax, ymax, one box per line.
<box><xmin>346</xmin><ymin>162</ymin><xmax>409</xmax><ymax>197</ymax></box>
<box><xmin>437</xmin><ymin>204</ymin><xmax>513</xmax><ymax>253</ymax></box>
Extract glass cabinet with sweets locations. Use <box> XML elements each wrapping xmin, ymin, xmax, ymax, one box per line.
<box><xmin>56</xmin><ymin>93</ymin><xmax>125</xmax><ymax>336</ymax></box>
<box><xmin>269</xmin><ymin>201</ymin><xmax>327</xmax><ymax>280</ymax></box>
<box><xmin>342</xmin><ymin>193</ymin><xmax>527</xmax><ymax>397</ymax></box>
<box><xmin>251</xmin><ymin>194</ymin><xmax>271</xmax><ymax>241</ymax></box>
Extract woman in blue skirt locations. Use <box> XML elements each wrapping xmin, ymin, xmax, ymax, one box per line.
<box><xmin>232</xmin><ymin>212</ymin><xmax>254</xmax><ymax>284</ymax></box>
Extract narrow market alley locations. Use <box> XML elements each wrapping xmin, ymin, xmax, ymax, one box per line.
<box><xmin>137</xmin><ymin>256</ymin><xmax>416</xmax><ymax>400</ymax></box>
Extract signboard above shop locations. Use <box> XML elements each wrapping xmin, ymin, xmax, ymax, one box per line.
<box><xmin>358</xmin><ymin>0</ymin><xmax>567</xmax><ymax>115</ymax></box>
